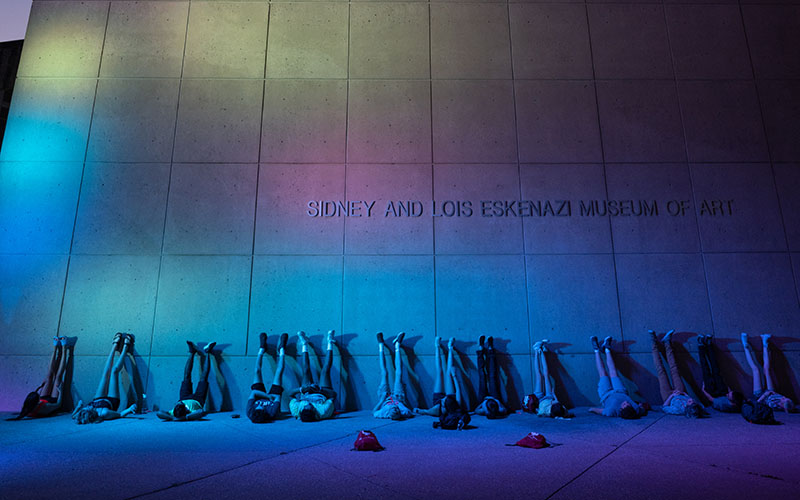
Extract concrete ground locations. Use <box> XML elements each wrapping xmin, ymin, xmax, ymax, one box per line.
<box><xmin>1</xmin><ymin>409</ymin><xmax>799</xmax><ymax>500</ymax></box>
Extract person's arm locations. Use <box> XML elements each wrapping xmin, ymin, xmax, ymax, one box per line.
<box><xmin>186</xmin><ymin>409</ymin><xmax>206</xmax><ymax>421</ymax></box>
<box><xmin>288</xmin><ymin>387</ymin><xmax>302</xmax><ymax>399</ymax></box>
<box><xmin>71</xmin><ymin>400</ymin><xmax>84</xmax><ymax>419</ymax></box>
<box><xmin>157</xmin><ymin>410</ymin><xmax>174</xmax><ymax>421</ymax></box>
<box><xmin>663</xmin><ymin>393</ymin><xmax>675</xmax><ymax>406</ymax></box>
<box><xmin>589</xmin><ymin>407</ymin><xmax>603</xmax><ymax>415</ymax></box>
<box><xmin>97</xmin><ymin>408</ymin><xmax>122</xmax><ymax>421</ymax></box>
<box><xmin>701</xmin><ymin>383</ymin><xmax>714</xmax><ymax>403</ymax></box>
<box><xmin>413</xmin><ymin>406</ymin><xmax>440</xmax><ymax>417</ymax></box>
<box><xmin>250</xmin><ymin>390</ymin><xmax>271</xmax><ymax>399</ymax></box>
<box><xmin>373</xmin><ymin>396</ymin><xmax>385</xmax><ymax>413</ymax></box>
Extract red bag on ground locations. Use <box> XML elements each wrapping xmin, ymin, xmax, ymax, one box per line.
<box><xmin>514</xmin><ymin>432</ymin><xmax>549</xmax><ymax>449</ymax></box>
<box><xmin>352</xmin><ymin>430</ymin><xmax>385</xmax><ymax>451</ymax></box>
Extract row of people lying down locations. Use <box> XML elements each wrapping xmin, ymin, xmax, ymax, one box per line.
<box><xmin>10</xmin><ymin>330</ymin><xmax>797</xmax><ymax>424</ymax></box>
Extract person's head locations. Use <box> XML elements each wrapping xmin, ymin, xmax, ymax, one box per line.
<box><xmin>250</xmin><ymin>407</ymin><xmax>270</xmax><ymax>424</ymax></box>
<box><xmin>619</xmin><ymin>402</ymin><xmax>639</xmax><ymax>420</ymax></box>
<box><xmin>388</xmin><ymin>406</ymin><xmax>404</xmax><ymax>421</ymax></box>
<box><xmin>684</xmin><ymin>402</ymin><xmax>706</xmax><ymax>419</ymax></box>
<box><xmin>172</xmin><ymin>402</ymin><xmax>189</xmax><ymax>419</ymax></box>
<box><xmin>727</xmin><ymin>390</ymin><xmax>744</xmax><ymax>409</ymax></box>
<box><xmin>780</xmin><ymin>397</ymin><xmax>795</xmax><ymax>413</ymax></box>
<box><xmin>550</xmin><ymin>402</ymin><xmax>568</xmax><ymax>418</ymax></box>
<box><xmin>484</xmin><ymin>398</ymin><xmax>501</xmax><ymax>419</ymax></box>
<box><xmin>299</xmin><ymin>405</ymin><xmax>319</xmax><ymax>422</ymax></box>
<box><xmin>442</xmin><ymin>394</ymin><xmax>460</xmax><ymax>414</ymax></box>
<box><xmin>14</xmin><ymin>392</ymin><xmax>41</xmax><ymax>420</ymax></box>
<box><xmin>74</xmin><ymin>406</ymin><xmax>100</xmax><ymax>425</ymax></box>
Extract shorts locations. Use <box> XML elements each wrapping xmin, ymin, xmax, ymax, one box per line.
<box><xmin>598</xmin><ymin>376</ymin><xmax>627</xmax><ymax>402</ymax></box>
<box><xmin>378</xmin><ymin>382</ymin><xmax>407</xmax><ymax>406</ymax></box>
<box><xmin>246</xmin><ymin>384</ymin><xmax>283</xmax><ymax>423</ymax></box>
<box><xmin>90</xmin><ymin>397</ymin><xmax>120</xmax><ymax>412</ymax></box>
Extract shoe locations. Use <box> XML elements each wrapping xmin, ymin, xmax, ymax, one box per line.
<box><xmin>113</xmin><ymin>333</ymin><xmax>124</xmax><ymax>351</ymax></box>
<box><xmin>123</xmin><ymin>333</ymin><xmax>134</xmax><ymax>350</ymax></box>
<box><xmin>376</xmin><ymin>332</ymin><xmax>384</xmax><ymax>344</ymax></box>
<box><xmin>203</xmin><ymin>342</ymin><xmax>216</xmax><ymax>354</ymax></box>
<box><xmin>259</xmin><ymin>332</ymin><xmax>268</xmax><ymax>350</ymax></box>
<box><xmin>696</xmin><ymin>335</ymin><xmax>704</xmax><ymax>346</ymax></box>
<box><xmin>297</xmin><ymin>331</ymin><xmax>309</xmax><ymax>347</ymax></box>
<box><xmin>479</xmin><ymin>335</ymin><xmax>485</xmax><ymax>348</ymax></box>
<box><xmin>540</xmin><ymin>339</ymin><xmax>549</xmax><ymax>352</ymax></box>
<box><xmin>590</xmin><ymin>336</ymin><xmax>600</xmax><ymax>351</ymax></box>
<box><xmin>487</xmin><ymin>336</ymin><xmax>494</xmax><ymax>350</ymax></box>
<box><xmin>278</xmin><ymin>333</ymin><xmax>289</xmax><ymax>351</ymax></box>
<box><xmin>740</xmin><ymin>332</ymin><xmax>749</xmax><ymax>348</ymax></box>
<box><xmin>760</xmin><ymin>333</ymin><xmax>772</xmax><ymax>347</ymax></box>
<box><xmin>394</xmin><ymin>332</ymin><xmax>405</xmax><ymax>346</ymax></box>
<box><xmin>601</xmin><ymin>336</ymin><xmax>613</xmax><ymax>351</ymax></box>
<box><xmin>533</xmin><ymin>341</ymin><xmax>542</xmax><ymax>352</ymax></box>
<box><xmin>187</xmin><ymin>341</ymin><xmax>198</xmax><ymax>354</ymax></box>
<box><xmin>662</xmin><ymin>330</ymin><xmax>674</xmax><ymax>344</ymax></box>
<box><xmin>326</xmin><ymin>330</ymin><xmax>336</xmax><ymax>348</ymax></box>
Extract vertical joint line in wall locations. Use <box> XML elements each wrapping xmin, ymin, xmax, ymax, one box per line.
<box><xmin>663</xmin><ymin>3</ymin><xmax>717</xmax><ymax>335</ymax></box>
<box><xmin>55</xmin><ymin>2</ymin><xmax>113</xmax><ymax>336</ymax></box>
<box><xmin>506</xmin><ymin>1</ymin><xmax>532</xmax><ymax>371</ymax></box>
<box><xmin>337</xmin><ymin>2</ymin><xmax>352</xmax><ymax>400</ymax></box>
<box><xmin>145</xmin><ymin>2</ymin><xmax>193</xmax><ymax>389</ymax></box>
<box><xmin>244</xmin><ymin>4</ymin><xmax>272</xmax><ymax>357</ymax></box>
<box><xmin>737</xmin><ymin>1</ymin><xmax>800</xmax><ymax>307</ymax></box>
<box><xmin>584</xmin><ymin>1</ymin><xmax>625</xmax><ymax>351</ymax></box>
<box><xmin>428</xmin><ymin>2</ymin><xmax>438</xmax><ymax>339</ymax></box>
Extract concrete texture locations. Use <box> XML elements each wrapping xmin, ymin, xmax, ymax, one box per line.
<box><xmin>2</xmin><ymin>0</ymin><xmax>800</xmax><ymax>416</ymax></box>
<box><xmin>1</xmin><ymin>410</ymin><xmax>798</xmax><ymax>500</ymax></box>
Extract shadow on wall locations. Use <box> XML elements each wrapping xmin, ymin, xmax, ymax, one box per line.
<box><xmin>0</xmin><ymin>40</ymin><xmax>24</xmax><ymax>150</ymax></box>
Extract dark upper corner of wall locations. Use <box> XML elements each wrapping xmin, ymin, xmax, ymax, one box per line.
<box><xmin>0</xmin><ymin>40</ymin><xmax>24</xmax><ymax>150</ymax></box>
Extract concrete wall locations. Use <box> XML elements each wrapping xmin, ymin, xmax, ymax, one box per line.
<box><xmin>1</xmin><ymin>0</ymin><xmax>799</xmax><ymax>413</ymax></box>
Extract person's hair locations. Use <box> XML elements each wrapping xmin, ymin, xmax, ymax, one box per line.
<box><xmin>388</xmin><ymin>406</ymin><xmax>404</xmax><ymax>420</ymax></box>
<box><xmin>684</xmin><ymin>403</ymin><xmax>706</xmax><ymax>419</ymax></box>
<box><xmin>172</xmin><ymin>402</ymin><xmax>189</xmax><ymax>419</ymax></box>
<box><xmin>250</xmin><ymin>408</ymin><xmax>269</xmax><ymax>423</ymax></box>
<box><xmin>619</xmin><ymin>404</ymin><xmax>639</xmax><ymax>420</ymax></box>
<box><xmin>783</xmin><ymin>399</ymin><xmax>796</xmax><ymax>413</ymax></box>
<box><xmin>299</xmin><ymin>405</ymin><xmax>318</xmax><ymax>422</ymax></box>
<box><xmin>74</xmin><ymin>406</ymin><xmax>100</xmax><ymax>425</ymax></box>
<box><xmin>729</xmin><ymin>391</ymin><xmax>744</xmax><ymax>409</ymax></box>
<box><xmin>550</xmin><ymin>402</ymin><xmax>567</xmax><ymax>418</ymax></box>
<box><xmin>485</xmin><ymin>398</ymin><xmax>500</xmax><ymax>419</ymax></box>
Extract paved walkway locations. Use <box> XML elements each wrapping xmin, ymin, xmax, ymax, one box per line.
<box><xmin>1</xmin><ymin>409</ymin><xmax>798</xmax><ymax>499</ymax></box>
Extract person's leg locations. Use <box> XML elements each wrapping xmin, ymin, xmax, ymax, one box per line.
<box><xmin>591</xmin><ymin>336</ymin><xmax>608</xmax><ymax>378</ymax></box>
<box><xmin>433</xmin><ymin>337</ymin><xmax>444</xmax><ymax>395</ymax></box>
<box><xmin>193</xmin><ymin>343</ymin><xmax>215</xmax><ymax>406</ymax></box>
<box><xmin>253</xmin><ymin>333</ymin><xmax>267</xmax><ymax>388</ymax></box>
<box><xmin>42</xmin><ymin>341</ymin><xmax>61</xmax><ymax>395</ymax></box>
<box><xmin>319</xmin><ymin>330</ymin><xmax>335</xmax><ymax>389</ymax></box>
<box><xmin>697</xmin><ymin>340</ymin><xmax>715</xmax><ymax>392</ymax></box>
<box><xmin>649</xmin><ymin>331</ymin><xmax>672</xmax><ymax>400</ymax></box>
<box><xmin>540</xmin><ymin>345</ymin><xmax>555</xmax><ymax>398</ymax></box>
<box><xmin>533</xmin><ymin>345</ymin><xmax>545</xmax><ymax>398</ymax></box>
<box><xmin>486</xmin><ymin>338</ymin><xmax>501</xmax><ymax>399</ymax></box>
<box><xmin>476</xmin><ymin>340</ymin><xmax>487</xmax><ymax>401</ymax></box>
<box><xmin>298</xmin><ymin>331</ymin><xmax>314</xmax><ymax>386</ymax></box>
<box><xmin>180</xmin><ymin>342</ymin><xmax>197</xmax><ymax>401</ymax></box>
<box><xmin>48</xmin><ymin>341</ymin><xmax>70</xmax><ymax>399</ymax></box>
<box><xmin>444</xmin><ymin>338</ymin><xmax>456</xmax><ymax>396</ymax></box>
<box><xmin>664</xmin><ymin>337</ymin><xmax>686</xmax><ymax>393</ymax></box>
<box><xmin>96</xmin><ymin>336</ymin><xmax>121</xmax><ymax>399</ymax></box>
<box><xmin>377</xmin><ymin>333</ymin><xmax>389</xmax><ymax>391</ymax></box>
<box><xmin>604</xmin><ymin>342</ymin><xmax>619</xmax><ymax>379</ymax></box>
<box><xmin>107</xmin><ymin>337</ymin><xmax>131</xmax><ymax>401</ymax></box>
<box><xmin>741</xmin><ymin>333</ymin><xmax>763</xmax><ymax>394</ymax></box>
<box><xmin>705</xmin><ymin>339</ymin><xmax>727</xmax><ymax>393</ymax></box>
<box><xmin>271</xmin><ymin>333</ymin><xmax>288</xmax><ymax>388</ymax></box>
<box><xmin>761</xmin><ymin>334</ymin><xmax>776</xmax><ymax>392</ymax></box>
<box><xmin>392</xmin><ymin>333</ymin><xmax>406</xmax><ymax>397</ymax></box>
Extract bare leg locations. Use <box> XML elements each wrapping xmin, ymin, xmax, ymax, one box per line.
<box><xmin>42</xmin><ymin>343</ymin><xmax>61</xmax><ymax>395</ymax></box>
<box><xmin>444</xmin><ymin>338</ymin><xmax>456</xmax><ymax>396</ymax></box>
<box><xmin>541</xmin><ymin>348</ymin><xmax>554</xmax><ymax>398</ymax></box>
<box><xmin>95</xmin><ymin>339</ymin><xmax>119</xmax><ymax>399</ymax></box>
<box><xmin>650</xmin><ymin>332</ymin><xmax>673</xmax><ymax>401</ymax></box>
<box><xmin>47</xmin><ymin>343</ymin><xmax>69</xmax><ymax>399</ymax></box>
<box><xmin>433</xmin><ymin>337</ymin><xmax>444</xmax><ymax>395</ymax></box>
<box><xmin>378</xmin><ymin>337</ymin><xmax>389</xmax><ymax>390</ymax></box>
<box><xmin>253</xmin><ymin>348</ymin><xmax>266</xmax><ymax>387</ymax></box>
<box><xmin>319</xmin><ymin>331</ymin><xmax>335</xmax><ymax>389</ymax></box>
<box><xmin>594</xmin><ymin>349</ymin><xmax>608</xmax><ymax>378</ymax></box>
<box><xmin>108</xmin><ymin>340</ymin><xmax>130</xmax><ymax>401</ymax></box>
<box><xmin>533</xmin><ymin>347</ymin><xmax>545</xmax><ymax>397</ymax></box>
<box><xmin>271</xmin><ymin>334</ymin><xmax>287</xmax><ymax>388</ymax></box>
<box><xmin>761</xmin><ymin>334</ymin><xmax>776</xmax><ymax>392</ymax></box>
<box><xmin>392</xmin><ymin>341</ymin><xmax>404</xmax><ymax>396</ymax></box>
<box><xmin>664</xmin><ymin>338</ymin><xmax>685</xmax><ymax>393</ymax></box>
<box><xmin>741</xmin><ymin>333</ymin><xmax>763</xmax><ymax>394</ymax></box>
<box><xmin>605</xmin><ymin>347</ymin><xmax>619</xmax><ymax>379</ymax></box>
